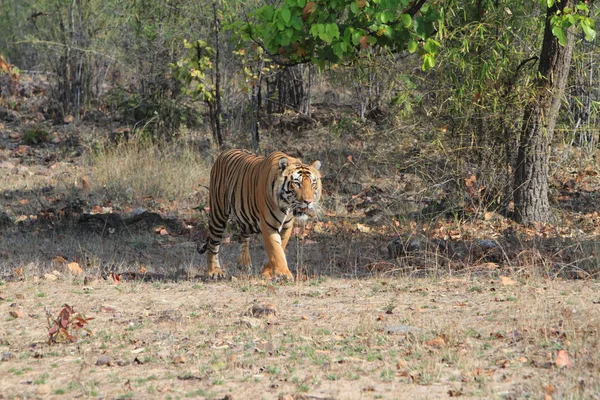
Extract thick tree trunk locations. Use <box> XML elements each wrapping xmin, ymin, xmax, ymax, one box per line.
<box><xmin>513</xmin><ymin>0</ymin><xmax>575</xmax><ymax>224</ymax></box>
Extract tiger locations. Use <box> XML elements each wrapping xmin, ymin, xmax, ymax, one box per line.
<box><xmin>198</xmin><ymin>149</ymin><xmax>322</xmax><ymax>280</ymax></box>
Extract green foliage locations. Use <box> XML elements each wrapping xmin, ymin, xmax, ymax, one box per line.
<box><xmin>236</xmin><ymin>0</ymin><xmax>442</xmax><ymax>70</ymax></box>
<box><xmin>170</xmin><ymin>40</ymin><xmax>216</xmax><ymax>103</ymax></box>
<box><xmin>550</xmin><ymin>2</ymin><xmax>595</xmax><ymax>46</ymax></box>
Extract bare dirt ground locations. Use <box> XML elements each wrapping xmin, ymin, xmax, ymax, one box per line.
<box><xmin>1</xmin><ymin>275</ymin><xmax>599</xmax><ymax>399</ymax></box>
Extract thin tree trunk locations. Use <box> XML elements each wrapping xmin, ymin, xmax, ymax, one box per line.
<box><xmin>212</xmin><ymin>0</ymin><xmax>224</xmax><ymax>148</ymax></box>
<box><xmin>513</xmin><ymin>0</ymin><xmax>575</xmax><ymax>224</ymax></box>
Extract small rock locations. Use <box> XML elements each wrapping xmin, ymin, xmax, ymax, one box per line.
<box><xmin>1</xmin><ymin>352</ymin><xmax>15</xmax><ymax>361</ymax></box>
<box><xmin>15</xmin><ymin>293</ymin><xmax>24</xmax><ymax>300</ymax></box>
<box><xmin>96</xmin><ymin>355</ymin><xmax>112</xmax><ymax>366</ymax></box>
<box><xmin>0</xmin><ymin>161</ymin><xmax>15</xmax><ymax>169</ymax></box>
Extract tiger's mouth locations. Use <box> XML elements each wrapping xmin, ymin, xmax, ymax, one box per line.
<box><xmin>293</xmin><ymin>207</ymin><xmax>308</xmax><ymax>216</ymax></box>
<box><xmin>293</xmin><ymin>207</ymin><xmax>316</xmax><ymax>217</ymax></box>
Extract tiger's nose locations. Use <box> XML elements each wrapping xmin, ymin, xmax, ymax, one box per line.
<box><xmin>304</xmin><ymin>199</ymin><xmax>314</xmax><ymax>207</ymax></box>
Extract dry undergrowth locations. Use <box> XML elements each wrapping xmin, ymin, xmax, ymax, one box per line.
<box><xmin>0</xmin><ymin>275</ymin><xmax>598</xmax><ymax>399</ymax></box>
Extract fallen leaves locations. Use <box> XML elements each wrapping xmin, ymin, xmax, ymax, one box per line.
<box><xmin>555</xmin><ymin>350</ymin><xmax>573</xmax><ymax>367</ymax></box>
<box><xmin>67</xmin><ymin>262</ymin><xmax>83</xmax><ymax>275</ymax></box>
<box><xmin>425</xmin><ymin>334</ymin><xmax>447</xmax><ymax>348</ymax></box>
<box><xmin>47</xmin><ymin>304</ymin><xmax>94</xmax><ymax>344</ymax></box>
<box><xmin>500</xmin><ymin>276</ymin><xmax>517</xmax><ymax>286</ymax></box>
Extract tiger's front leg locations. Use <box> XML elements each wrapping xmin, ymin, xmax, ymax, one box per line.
<box><xmin>260</xmin><ymin>222</ymin><xmax>293</xmax><ymax>281</ymax></box>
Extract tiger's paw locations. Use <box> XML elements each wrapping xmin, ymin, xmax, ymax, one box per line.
<box><xmin>207</xmin><ymin>267</ymin><xmax>226</xmax><ymax>280</ymax></box>
<box><xmin>261</xmin><ymin>264</ymin><xmax>293</xmax><ymax>282</ymax></box>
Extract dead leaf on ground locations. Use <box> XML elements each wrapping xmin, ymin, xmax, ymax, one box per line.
<box><xmin>500</xmin><ymin>276</ymin><xmax>517</xmax><ymax>286</ymax></box>
<box><xmin>52</xmin><ymin>255</ymin><xmax>68</xmax><ymax>265</ymax></box>
<box><xmin>9</xmin><ymin>310</ymin><xmax>25</xmax><ymax>318</ymax></box>
<box><xmin>81</xmin><ymin>176</ymin><xmax>91</xmax><ymax>190</ymax></box>
<box><xmin>67</xmin><ymin>262</ymin><xmax>83</xmax><ymax>275</ymax></box>
<box><xmin>425</xmin><ymin>334</ymin><xmax>447</xmax><ymax>348</ymax></box>
<box><xmin>356</xmin><ymin>223</ymin><xmax>371</xmax><ymax>233</ymax></box>
<box><xmin>13</xmin><ymin>267</ymin><xmax>23</xmax><ymax>277</ymax></box>
<box><xmin>172</xmin><ymin>354</ymin><xmax>186</xmax><ymax>364</ymax></box>
<box><xmin>555</xmin><ymin>349</ymin><xmax>573</xmax><ymax>367</ymax></box>
<box><xmin>63</xmin><ymin>115</ymin><xmax>74</xmax><ymax>124</ymax></box>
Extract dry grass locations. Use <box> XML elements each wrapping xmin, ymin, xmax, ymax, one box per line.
<box><xmin>0</xmin><ymin>276</ymin><xmax>598</xmax><ymax>399</ymax></box>
<box><xmin>87</xmin><ymin>139</ymin><xmax>211</xmax><ymax>208</ymax></box>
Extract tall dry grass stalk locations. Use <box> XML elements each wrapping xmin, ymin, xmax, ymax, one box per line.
<box><xmin>87</xmin><ymin>140</ymin><xmax>211</xmax><ymax>207</ymax></box>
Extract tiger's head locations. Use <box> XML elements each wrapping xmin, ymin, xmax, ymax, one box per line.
<box><xmin>276</xmin><ymin>156</ymin><xmax>322</xmax><ymax>221</ymax></box>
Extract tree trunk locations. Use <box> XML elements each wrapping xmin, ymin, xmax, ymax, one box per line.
<box><xmin>513</xmin><ymin>0</ymin><xmax>575</xmax><ymax>224</ymax></box>
<box><xmin>212</xmin><ymin>0</ymin><xmax>224</xmax><ymax>148</ymax></box>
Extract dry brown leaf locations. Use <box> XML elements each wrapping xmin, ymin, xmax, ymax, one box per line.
<box><xmin>13</xmin><ymin>267</ymin><xmax>23</xmax><ymax>277</ymax></box>
<box><xmin>425</xmin><ymin>335</ymin><xmax>447</xmax><ymax>348</ymax></box>
<box><xmin>9</xmin><ymin>310</ymin><xmax>25</xmax><ymax>318</ymax></box>
<box><xmin>500</xmin><ymin>276</ymin><xmax>516</xmax><ymax>286</ymax></box>
<box><xmin>356</xmin><ymin>223</ymin><xmax>371</xmax><ymax>233</ymax></box>
<box><xmin>357</xmin><ymin>0</ymin><xmax>367</xmax><ymax>7</ymax></box>
<box><xmin>544</xmin><ymin>384</ymin><xmax>556</xmax><ymax>395</ymax></box>
<box><xmin>302</xmin><ymin>2</ymin><xmax>315</xmax><ymax>21</ymax></box>
<box><xmin>359</xmin><ymin>35</ymin><xmax>369</xmax><ymax>49</ymax></box>
<box><xmin>52</xmin><ymin>255</ymin><xmax>68</xmax><ymax>265</ymax></box>
<box><xmin>464</xmin><ymin>175</ymin><xmax>476</xmax><ymax>188</ymax></box>
<box><xmin>63</xmin><ymin>115</ymin><xmax>74</xmax><ymax>124</ymax></box>
<box><xmin>81</xmin><ymin>176</ymin><xmax>91</xmax><ymax>190</ymax></box>
<box><xmin>555</xmin><ymin>350</ymin><xmax>573</xmax><ymax>367</ymax></box>
<box><xmin>172</xmin><ymin>354</ymin><xmax>186</xmax><ymax>364</ymax></box>
<box><xmin>67</xmin><ymin>262</ymin><xmax>83</xmax><ymax>275</ymax></box>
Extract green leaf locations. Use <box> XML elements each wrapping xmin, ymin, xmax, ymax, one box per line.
<box><xmin>423</xmin><ymin>39</ymin><xmax>440</xmax><ymax>54</ymax></box>
<box><xmin>261</xmin><ymin>5</ymin><xmax>274</xmax><ymax>21</ymax></box>
<box><xmin>350</xmin><ymin>2</ymin><xmax>358</xmax><ymax>15</ymax></box>
<box><xmin>401</xmin><ymin>14</ymin><xmax>412</xmax><ymax>28</ymax></box>
<box><xmin>547</xmin><ymin>0</ymin><xmax>555</xmax><ymax>8</ymax></box>
<box><xmin>407</xmin><ymin>39</ymin><xmax>417</xmax><ymax>53</ymax></box>
<box><xmin>422</xmin><ymin>54</ymin><xmax>435</xmax><ymax>70</ymax></box>
<box><xmin>581</xmin><ymin>19</ymin><xmax>596</xmax><ymax>41</ymax></box>
<box><xmin>297</xmin><ymin>0</ymin><xmax>306</xmax><ymax>7</ymax></box>
<box><xmin>281</xmin><ymin>8</ymin><xmax>291</xmax><ymax>24</ymax></box>
<box><xmin>552</xmin><ymin>25</ymin><xmax>566</xmax><ymax>46</ymax></box>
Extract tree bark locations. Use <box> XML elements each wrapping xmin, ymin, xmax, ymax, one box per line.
<box><xmin>513</xmin><ymin>0</ymin><xmax>575</xmax><ymax>224</ymax></box>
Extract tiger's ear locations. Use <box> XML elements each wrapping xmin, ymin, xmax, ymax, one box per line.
<box><xmin>312</xmin><ymin>160</ymin><xmax>321</xmax><ymax>171</ymax></box>
<box><xmin>279</xmin><ymin>157</ymin><xmax>289</xmax><ymax>171</ymax></box>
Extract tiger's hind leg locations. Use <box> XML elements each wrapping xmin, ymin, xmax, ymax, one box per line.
<box><xmin>200</xmin><ymin>212</ymin><xmax>228</xmax><ymax>280</ymax></box>
<box><xmin>237</xmin><ymin>235</ymin><xmax>252</xmax><ymax>274</ymax></box>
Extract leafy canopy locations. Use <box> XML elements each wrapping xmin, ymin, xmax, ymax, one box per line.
<box><xmin>233</xmin><ymin>0</ymin><xmax>442</xmax><ymax>70</ymax></box>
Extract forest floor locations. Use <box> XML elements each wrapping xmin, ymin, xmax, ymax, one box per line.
<box><xmin>0</xmin><ymin>75</ymin><xmax>600</xmax><ymax>399</ymax></box>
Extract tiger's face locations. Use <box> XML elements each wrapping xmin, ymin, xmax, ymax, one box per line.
<box><xmin>277</xmin><ymin>157</ymin><xmax>322</xmax><ymax>221</ymax></box>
